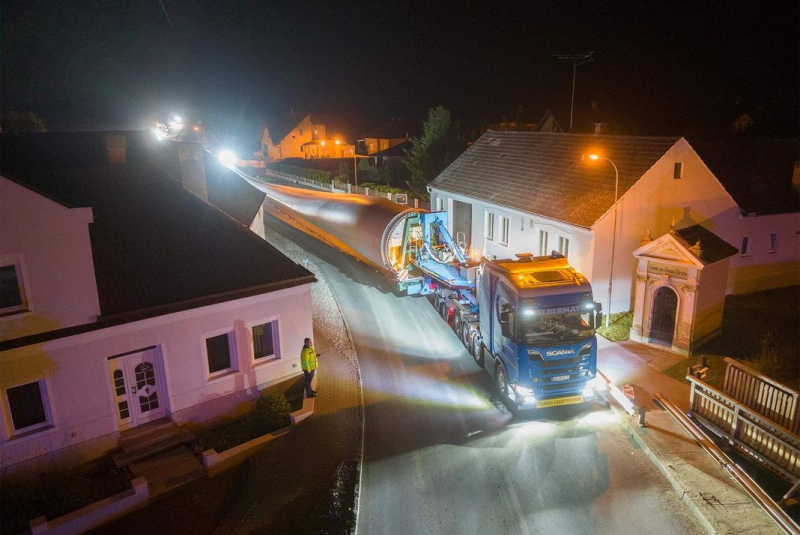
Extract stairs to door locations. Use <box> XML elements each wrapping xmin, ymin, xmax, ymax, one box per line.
<box><xmin>112</xmin><ymin>417</ymin><xmax>205</xmax><ymax>498</ymax></box>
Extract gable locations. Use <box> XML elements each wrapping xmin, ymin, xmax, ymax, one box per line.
<box><xmin>634</xmin><ymin>225</ymin><xmax>737</xmax><ymax>266</ymax></box>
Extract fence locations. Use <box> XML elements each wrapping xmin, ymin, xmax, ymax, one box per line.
<box><xmin>688</xmin><ymin>375</ymin><xmax>800</xmax><ymax>481</ymax></box>
<box><xmin>263</xmin><ymin>168</ymin><xmax>428</xmax><ymax>209</ymax></box>
<box><xmin>723</xmin><ymin>357</ymin><xmax>799</xmax><ymax>434</ymax></box>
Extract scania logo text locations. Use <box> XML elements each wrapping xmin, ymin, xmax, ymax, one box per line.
<box><xmin>545</xmin><ymin>349</ymin><xmax>574</xmax><ymax>357</ymax></box>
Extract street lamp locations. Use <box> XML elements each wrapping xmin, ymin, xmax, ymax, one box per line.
<box><xmin>584</xmin><ymin>153</ymin><xmax>619</xmax><ymax>327</ymax></box>
<box><xmin>335</xmin><ymin>139</ymin><xmax>358</xmax><ymax>188</ymax></box>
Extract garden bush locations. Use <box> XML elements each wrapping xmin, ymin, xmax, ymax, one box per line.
<box><xmin>596</xmin><ymin>311</ymin><xmax>633</xmax><ymax>342</ymax></box>
<box><xmin>197</xmin><ymin>391</ymin><xmax>292</xmax><ymax>454</ymax></box>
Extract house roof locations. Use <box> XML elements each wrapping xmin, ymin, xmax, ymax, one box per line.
<box><xmin>430</xmin><ymin>131</ymin><xmax>680</xmax><ymax>228</ymax></box>
<box><xmin>0</xmin><ymin>131</ymin><xmax>315</xmax><ymax>323</ymax></box>
<box><xmin>673</xmin><ymin>225</ymin><xmax>739</xmax><ymax>264</ymax></box>
<box><xmin>361</xmin><ymin>118</ymin><xmax>421</xmax><ymax>140</ymax></box>
<box><xmin>688</xmin><ymin>139</ymin><xmax>800</xmax><ymax>215</ymax></box>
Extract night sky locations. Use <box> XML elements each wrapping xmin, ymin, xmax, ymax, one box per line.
<box><xmin>2</xmin><ymin>0</ymin><xmax>798</xmax><ymax>148</ymax></box>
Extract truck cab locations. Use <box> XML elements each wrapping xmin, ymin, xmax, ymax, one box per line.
<box><xmin>478</xmin><ymin>254</ymin><xmax>602</xmax><ymax>409</ymax></box>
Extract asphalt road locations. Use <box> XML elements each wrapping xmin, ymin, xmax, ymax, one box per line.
<box><xmin>261</xmin><ymin>202</ymin><xmax>704</xmax><ymax>535</ymax></box>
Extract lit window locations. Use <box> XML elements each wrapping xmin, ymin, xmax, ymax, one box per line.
<box><xmin>538</xmin><ymin>230</ymin><xmax>549</xmax><ymax>256</ymax></box>
<box><xmin>0</xmin><ymin>263</ymin><xmax>27</xmax><ymax>315</ymax></box>
<box><xmin>252</xmin><ymin>321</ymin><xmax>278</xmax><ymax>361</ymax></box>
<box><xmin>206</xmin><ymin>333</ymin><xmax>235</xmax><ymax>375</ymax></box>
<box><xmin>499</xmin><ymin>216</ymin><xmax>509</xmax><ymax>245</ymax></box>
<box><xmin>558</xmin><ymin>236</ymin><xmax>570</xmax><ymax>258</ymax></box>
<box><xmin>484</xmin><ymin>211</ymin><xmax>495</xmax><ymax>240</ymax></box>
<box><xmin>769</xmin><ymin>233</ymin><xmax>778</xmax><ymax>253</ymax></box>
<box><xmin>673</xmin><ymin>162</ymin><xmax>683</xmax><ymax>179</ymax></box>
<box><xmin>741</xmin><ymin>236</ymin><xmax>749</xmax><ymax>255</ymax></box>
<box><xmin>6</xmin><ymin>380</ymin><xmax>50</xmax><ymax>434</ymax></box>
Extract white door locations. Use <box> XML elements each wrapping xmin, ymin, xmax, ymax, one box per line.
<box><xmin>108</xmin><ymin>348</ymin><xmax>166</xmax><ymax>430</ymax></box>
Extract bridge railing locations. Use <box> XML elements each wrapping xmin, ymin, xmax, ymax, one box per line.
<box><xmin>722</xmin><ymin>357</ymin><xmax>799</xmax><ymax>434</ymax></box>
<box><xmin>687</xmin><ymin>375</ymin><xmax>800</xmax><ymax>481</ymax></box>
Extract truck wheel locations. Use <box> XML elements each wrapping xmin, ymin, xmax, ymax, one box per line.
<box><xmin>472</xmin><ymin>338</ymin><xmax>485</xmax><ymax>368</ymax></box>
<box><xmin>460</xmin><ymin>321</ymin><xmax>470</xmax><ymax>347</ymax></box>
<box><xmin>495</xmin><ymin>363</ymin><xmax>509</xmax><ymax>399</ymax></box>
<box><xmin>452</xmin><ymin>310</ymin><xmax>462</xmax><ymax>335</ymax></box>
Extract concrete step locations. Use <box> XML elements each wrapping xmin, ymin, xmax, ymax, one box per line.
<box><xmin>128</xmin><ymin>445</ymin><xmax>206</xmax><ymax>498</ymax></box>
<box><xmin>119</xmin><ymin>419</ymin><xmax>180</xmax><ymax>454</ymax></box>
<box><xmin>112</xmin><ymin>430</ymin><xmax>195</xmax><ymax>467</ymax></box>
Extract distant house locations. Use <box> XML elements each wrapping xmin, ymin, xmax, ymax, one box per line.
<box><xmin>360</xmin><ymin>118</ymin><xmax>419</xmax><ymax>155</ymax></box>
<box><xmin>430</xmin><ymin>132</ymin><xmax>799</xmax><ymax>352</ymax></box>
<box><xmin>485</xmin><ymin>110</ymin><xmax>564</xmax><ymax>134</ymax></box>
<box><xmin>0</xmin><ymin>131</ymin><xmax>315</xmax><ymax>470</ymax></box>
<box><xmin>263</xmin><ymin>115</ymin><xmax>331</xmax><ymax>161</ymax></box>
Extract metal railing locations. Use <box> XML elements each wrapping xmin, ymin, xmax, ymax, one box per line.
<box><xmin>723</xmin><ymin>357</ymin><xmax>799</xmax><ymax>434</ymax></box>
<box><xmin>688</xmin><ymin>375</ymin><xmax>800</xmax><ymax>481</ymax></box>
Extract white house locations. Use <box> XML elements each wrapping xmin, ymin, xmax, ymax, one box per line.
<box><xmin>429</xmin><ymin>132</ymin><xmax>799</xmax><ymax>350</ymax></box>
<box><xmin>0</xmin><ymin>132</ymin><xmax>315</xmax><ymax>471</ymax></box>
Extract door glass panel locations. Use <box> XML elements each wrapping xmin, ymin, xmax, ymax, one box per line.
<box><xmin>135</xmin><ymin>362</ymin><xmax>156</xmax><ymax>389</ymax></box>
<box><xmin>118</xmin><ymin>400</ymin><xmax>130</xmax><ymax>419</ymax></box>
<box><xmin>113</xmin><ymin>370</ymin><xmax>125</xmax><ymax>396</ymax></box>
<box><xmin>135</xmin><ymin>362</ymin><xmax>159</xmax><ymax>414</ymax></box>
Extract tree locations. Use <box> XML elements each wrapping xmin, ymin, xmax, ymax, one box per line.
<box><xmin>1</xmin><ymin>111</ymin><xmax>47</xmax><ymax>133</ymax></box>
<box><xmin>402</xmin><ymin>106</ymin><xmax>465</xmax><ymax>197</ymax></box>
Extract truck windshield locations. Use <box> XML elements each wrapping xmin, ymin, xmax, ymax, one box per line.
<box><xmin>516</xmin><ymin>306</ymin><xmax>594</xmax><ymax>345</ymax></box>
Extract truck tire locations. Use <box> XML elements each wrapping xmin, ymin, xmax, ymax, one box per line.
<box><xmin>495</xmin><ymin>362</ymin><xmax>509</xmax><ymax>399</ymax></box>
<box><xmin>460</xmin><ymin>321</ymin><xmax>470</xmax><ymax>347</ymax></box>
<box><xmin>452</xmin><ymin>310</ymin><xmax>462</xmax><ymax>335</ymax></box>
<box><xmin>472</xmin><ymin>338</ymin><xmax>485</xmax><ymax>368</ymax></box>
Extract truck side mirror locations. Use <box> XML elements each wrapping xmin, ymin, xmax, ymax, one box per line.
<box><xmin>595</xmin><ymin>312</ymin><xmax>603</xmax><ymax>329</ymax></box>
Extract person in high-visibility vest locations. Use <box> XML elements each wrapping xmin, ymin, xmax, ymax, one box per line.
<box><xmin>300</xmin><ymin>338</ymin><xmax>319</xmax><ymax>398</ymax></box>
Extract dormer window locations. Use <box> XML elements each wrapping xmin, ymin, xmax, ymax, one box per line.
<box><xmin>673</xmin><ymin>162</ymin><xmax>683</xmax><ymax>179</ymax></box>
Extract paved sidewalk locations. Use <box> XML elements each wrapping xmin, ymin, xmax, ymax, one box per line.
<box><xmin>597</xmin><ymin>337</ymin><xmax>783</xmax><ymax>534</ymax></box>
<box><xmin>212</xmin><ymin>331</ymin><xmax>362</xmax><ymax>535</ymax></box>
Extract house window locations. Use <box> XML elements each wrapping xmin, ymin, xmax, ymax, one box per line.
<box><xmin>538</xmin><ymin>230</ymin><xmax>549</xmax><ymax>256</ymax></box>
<box><xmin>484</xmin><ymin>211</ymin><xmax>495</xmax><ymax>240</ymax></box>
<box><xmin>435</xmin><ymin>197</ymin><xmax>444</xmax><ymax>211</ymax></box>
<box><xmin>741</xmin><ymin>236</ymin><xmax>749</xmax><ymax>255</ymax></box>
<box><xmin>499</xmin><ymin>216</ymin><xmax>509</xmax><ymax>245</ymax></box>
<box><xmin>558</xmin><ymin>236</ymin><xmax>570</xmax><ymax>258</ymax></box>
<box><xmin>252</xmin><ymin>321</ymin><xmax>278</xmax><ymax>361</ymax></box>
<box><xmin>6</xmin><ymin>381</ymin><xmax>50</xmax><ymax>433</ymax></box>
<box><xmin>0</xmin><ymin>264</ymin><xmax>27</xmax><ymax>315</ymax></box>
<box><xmin>769</xmin><ymin>233</ymin><xmax>778</xmax><ymax>253</ymax></box>
<box><xmin>206</xmin><ymin>333</ymin><xmax>235</xmax><ymax>375</ymax></box>
<box><xmin>673</xmin><ymin>162</ymin><xmax>683</xmax><ymax>179</ymax></box>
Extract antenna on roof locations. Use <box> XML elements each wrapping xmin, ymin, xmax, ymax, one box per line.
<box><xmin>553</xmin><ymin>51</ymin><xmax>594</xmax><ymax>132</ymax></box>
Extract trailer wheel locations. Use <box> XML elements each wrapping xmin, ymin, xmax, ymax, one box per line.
<box><xmin>460</xmin><ymin>321</ymin><xmax>470</xmax><ymax>347</ymax></box>
<box><xmin>495</xmin><ymin>363</ymin><xmax>509</xmax><ymax>399</ymax></box>
<box><xmin>472</xmin><ymin>338</ymin><xmax>484</xmax><ymax>368</ymax></box>
<box><xmin>452</xmin><ymin>310</ymin><xmax>462</xmax><ymax>335</ymax></box>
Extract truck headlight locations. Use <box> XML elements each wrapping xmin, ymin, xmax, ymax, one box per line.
<box><xmin>514</xmin><ymin>385</ymin><xmax>536</xmax><ymax>404</ymax></box>
<box><xmin>582</xmin><ymin>377</ymin><xmax>598</xmax><ymax>399</ymax></box>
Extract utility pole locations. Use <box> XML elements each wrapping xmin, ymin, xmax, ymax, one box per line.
<box><xmin>553</xmin><ymin>51</ymin><xmax>594</xmax><ymax>131</ymax></box>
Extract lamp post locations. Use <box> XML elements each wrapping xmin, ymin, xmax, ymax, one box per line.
<box><xmin>585</xmin><ymin>153</ymin><xmax>619</xmax><ymax>327</ymax></box>
<box><xmin>335</xmin><ymin>140</ymin><xmax>358</xmax><ymax>187</ymax></box>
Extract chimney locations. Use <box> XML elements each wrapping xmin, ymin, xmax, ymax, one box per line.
<box><xmin>793</xmin><ymin>161</ymin><xmax>800</xmax><ymax>193</ymax></box>
<box><xmin>178</xmin><ymin>143</ymin><xmax>208</xmax><ymax>202</ymax></box>
<box><xmin>105</xmin><ymin>134</ymin><xmax>127</xmax><ymax>165</ymax></box>
<box><xmin>594</xmin><ymin>123</ymin><xmax>608</xmax><ymax>135</ymax></box>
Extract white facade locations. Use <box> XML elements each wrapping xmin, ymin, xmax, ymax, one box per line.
<box><xmin>0</xmin><ymin>175</ymin><xmax>313</xmax><ymax>471</ymax></box>
<box><xmin>431</xmin><ymin>138</ymin><xmax>800</xmax><ymax>315</ymax></box>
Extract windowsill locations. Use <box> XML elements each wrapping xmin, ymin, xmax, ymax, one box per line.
<box><xmin>253</xmin><ymin>356</ymin><xmax>280</xmax><ymax>366</ymax></box>
<box><xmin>0</xmin><ymin>308</ymin><xmax>31</xmax><ymax>319</ymax></box>
<box><xmin>9</xmin><ymin>423</ymin><xmax>54</xmax><ymax>441</ymax></box>
<box><xmin>498</xmin><ymin>242</ymin><xmax>508</xmax><ymax>247</ymax></box>
<box><xmin>207</xmin><ymin>369</ymin><xmax>239</xmax><ymax>382</ymax></box>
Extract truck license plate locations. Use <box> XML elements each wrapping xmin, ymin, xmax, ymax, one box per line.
<box><xmin>551</xmin><ymin>375</ymin><xmax>569</xmax><ymax>382</ymax></box>
<box><xmin>536</xmin><ymin>395</ymin><xmax>584</xmax><ymax>409</ymax></box>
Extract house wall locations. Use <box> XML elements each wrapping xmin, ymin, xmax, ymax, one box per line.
<box><xmin>0</xmin><ymin>177</ymin><xmax>100</xmax><ymax>340</ymax></box>
<box><xmin>364</xmin><ymin>137</ymin><xmax>406</xmax><ymax>155</ymax></box>
<box><xmin>693</xmin><ymin>260</ymin><xmax>730</xmax><ymax>346</ymax></box>
<box><xmin>0</xmin><ymin>284</ymin><xmax>312</xmax><ymax>470</ymax></box>
<box><xmin>277</xmin><ymin>117</ymin><xmax>326</xmax><ymax>160</ymax></box>
<box><xmin>430</xmin><ymin>189</ymin><xmax>595</xmax><ymax>277</ymax></box>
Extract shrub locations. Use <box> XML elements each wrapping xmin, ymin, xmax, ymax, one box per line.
<box><xmin>596</xmin><ymin>311</ymin><xmax>633</xmax><ymax>342</ymax></box>
<box><xmin>249</xmin><ymin>391</ymin><xmax>292</xmax><ymax>435</ymax></box>
<box><xmin>747</xmin><ymin>332</ymin><xmax>800</xmax><ymax>390</ymax></box>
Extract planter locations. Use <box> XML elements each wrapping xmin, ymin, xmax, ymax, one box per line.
<box><xmin>203</xmin><ymin>392</ymin><xmax>315</xmax><ymax>477</ymax></box>
<box><xmin>26</xmin><ymin>477</ymin><xmax>148</xmax><ymax>535</ymax></box>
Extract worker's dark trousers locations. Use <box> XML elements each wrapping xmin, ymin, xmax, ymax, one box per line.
<box><xmin>304</xmin><ymin>369</ymin><xmax>315</xmax><ymax>396</ymax></box>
